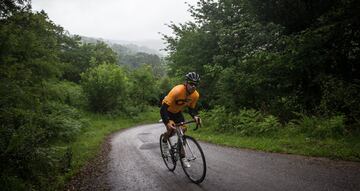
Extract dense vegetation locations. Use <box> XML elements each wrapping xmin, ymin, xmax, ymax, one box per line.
<box><xmin>0</xmin><ymin>1</ymin><xmax>164</xmax><ymax>190</ymax></box>
<box><xmin>81</xmin><ymin>36</ymin><xmax>167</xmax><ymax>78</ymax></box>
<box><xmin>163</xmin><ymin>0</ymin><xmax>360</xmax><ymax>139</ymax></box>
<box><xmin>1</xmin><ymin>0</ymin><xmax>359</xmax><ymax>190</ymax></box>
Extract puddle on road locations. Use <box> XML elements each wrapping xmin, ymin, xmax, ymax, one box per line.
<box><xmin>139</xmin><ymin>142</ymin><xmax>158</xmax><ymax>150</ymax></box>
<box><xmin>137</xmin><ymin>132</ymin><xmax>155</xmax><ymax>143</ymax></box>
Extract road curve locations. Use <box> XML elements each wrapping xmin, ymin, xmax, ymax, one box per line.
<box><xmin>108</xmin><ymin>123</ymin><xmax>360</xmax><ymax>191</ymax></box>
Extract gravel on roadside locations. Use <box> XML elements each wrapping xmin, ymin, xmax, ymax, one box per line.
<box><xmin>64</xmin><ymin>134</ymin><xmax>114</xmax><ymax>191</ymax></box>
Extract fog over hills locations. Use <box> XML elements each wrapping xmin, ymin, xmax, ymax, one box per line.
<box><xmin>80</xmin><ymin>36</ymin><xmax>166</xmax><ymax>56</ymax></box>
<box><xmin>79</xmin><ymin>36</ymin><xmax>166</xmax><ymax>76</ymax></box>
<box><xmin>110</xmin><ymin>39</ymin><xmax>167</xmax><ymax>55</ymax></box>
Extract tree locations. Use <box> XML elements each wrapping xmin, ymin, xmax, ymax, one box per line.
<box><xmin>129</xmin><ymin>65</ymin><xmax>158</xmax><ymax>111</ymax></box>
<box><xmin>0</xmin><ymin>10</ymin><xmax>85</xmax><ymax>189</ymax></box>
<box><xmin>164</xmin><ymin>0</ymin><xmax>360</xmax><ymax>124</ymax></box>
<box><xmin>248</xmin><ymin>0</ymin><xmax>337</xmax><ymax>33</ymax></box>
<box><xmin>81</xmin><ymin>64</ymin><xmax>127</xmax><ymax>113</ymax></box>
<box><xmin>61</xmin><ymin>41</ymin><xmax>118</xmax><ymax>82</ymax></box>
<box><xmin>0</xmin><ymin>0</ymin><xmax>30</xmax><ymax>19</ymax></box>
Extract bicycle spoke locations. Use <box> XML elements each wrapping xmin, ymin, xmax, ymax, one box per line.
<box><xmin>181</xmin><ymin>135</ymin><xmax>206</xmax><ymax>183</ymax></box>
<box><xmin>184</xmin><ymin>140</ymin><xmax>197</xmax><ymax>159</ymax></box>
<box><xmin>160</xmin><ymin>134</ymin><xmax>176</xmax><ymax>171</ymax></box>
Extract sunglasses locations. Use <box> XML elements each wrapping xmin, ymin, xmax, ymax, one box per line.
<box><xmin>188</xmin><ymin>82</ymin><xmax>198</xmax><ymax>87</ymax></box>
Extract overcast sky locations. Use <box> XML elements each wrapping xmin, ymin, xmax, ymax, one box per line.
<box><xmin>32</xmin><ymin>0</ymin><xmax>198</xmax><ymax>41</ymax></box>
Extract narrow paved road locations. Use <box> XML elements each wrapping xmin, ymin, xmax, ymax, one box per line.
<box><xmin>108</xmin><ymin>123</ymin><xmax>360</xmax><ymax>191</ymax></box>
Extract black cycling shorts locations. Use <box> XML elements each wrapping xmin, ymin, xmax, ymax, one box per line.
<box><xmin>168</xmin><ymin>111</ymin><xmax>185</xmax><ymax>124</ymax></box>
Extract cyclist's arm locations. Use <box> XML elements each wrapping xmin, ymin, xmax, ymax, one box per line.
<box><xmin>189</xmin><ymin>107</ymin><xmax>201</xmax><ymax>126</ymax></box>
<box><xmin>160</xmin><ymin>103</ymin><xmax>171</xmax><ymax>125</ymax></box>
<box><xmin>188</xmin><ymin>107</ymin><xmax>199</xmax><ymax>118</ymax></box>
<box><xmin>188</xmin><ymin>92</ymin><xmax>199</xmax><ymax>118</ymax></box>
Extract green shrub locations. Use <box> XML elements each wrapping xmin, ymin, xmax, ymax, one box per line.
<box><xmin>201</xmin><ymin>106</ymin><xmax>228</xmax><ymax>132</ymax></box>
<box><xmin>319</xmin><ymin>77</ymin><xmax>360</xmax><ymax>129</ymax></box>
<box><xmin>81</xmin><ymin>64</ymin><xmax>127</xmax><ymax>113</ymax></box>
<box><xmin>232</xmin><ymin>109</ymin><xmax>261</xmax><ymax>135</ymax></box>
<box><xmin>45</xmin><ymin>81</ymin><xmax>87</xmax><ymax>109</ymax></box>
<box><xmin>233</xmin><ymin>109</ymin><xmax>280</xmax><ymax>136</ymax></box>
<box><xmin>203</xmin><ymin>107</ymin><xmax>280</xmax><ymax>136</ymax></box>
<box><xmin>0</xmin><ymin>100</ymin><xmax>85</xmax><ymax>190</ymax></box>
<box><xmin>41</xmin><ymin>101</ymin><xmax>86</xmax><ymax>141</ymax></box>
<box><xmin>259</xmin><ymin>115</ymin><xmax>281</xmax><ymax>134</ymax></box>
<box><xmin>291</xmin><ymin>114</ymin><xmax>346</xmax><ymax>139</ymax></box>
<box><xmin>129</xmin><ymin>65</ymin><xmax>159</xmax><ymax>110</ymax></box>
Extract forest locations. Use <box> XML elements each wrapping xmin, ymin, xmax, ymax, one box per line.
<box><xmin>0</xmin><ymin>0</ymin><xmax>168</xmax><ymax>189</ymax></box>
<box><xmin>0</xmin><ymin>0</ymin><xmax>359</xmax><ymax>190</ymax></box>
<box><xmin>164</xmin><ymin>0</ymin><xmax>359</xmax><ymax>137</ymax></box>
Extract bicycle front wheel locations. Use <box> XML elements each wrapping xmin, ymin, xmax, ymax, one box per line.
<box><xmin>160</xmin><ymin>134</ymin><xmax>176</xmax><ymax>171</ymax></box>
<box><xmin>180</xmin><ymin>135</ymin><xmax>206</xmax><ymax>184</ymax></box>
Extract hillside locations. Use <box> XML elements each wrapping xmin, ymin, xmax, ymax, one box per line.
<box><xmin>80</xmin><ymin>36</ymin><xmax>164</xmax><ymax>56</ymax></box>
<box><xmin>80</xmin><ymin>36</ymin><xmax>166</xmax><ymax>77</ymax></box>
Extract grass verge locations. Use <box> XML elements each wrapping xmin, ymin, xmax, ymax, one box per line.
<box><xmin>187</xmin><ymin>126</ymin><xmax>360</xmax><ymax>162</ymax></box>
<box><xmin>58</xmin><ymin>108</ymin><xmax>159</xmax><ymax>189</ymax></box>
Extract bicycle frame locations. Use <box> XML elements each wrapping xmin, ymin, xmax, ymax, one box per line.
<box><xmin>160</xmin><ymin>119</ymin><xmax>206</xmax><ymax>183</ymax></box>
<box><xmin>169</xmin><ymin>120</ymin><xmax>198</xmax><ymax>161</ymax></box>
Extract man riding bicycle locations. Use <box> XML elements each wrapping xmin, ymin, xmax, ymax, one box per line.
<box><xmin>160</xmin><ymin>72</ymin><xmax>202</xmax><ymax>168</ymax></box>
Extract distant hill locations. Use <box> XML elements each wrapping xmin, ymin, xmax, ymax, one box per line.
<box><xmin>80</xmin><ymin>36</ymin><xmax>165</xmax><ymax>56</ymax></box>
<box><xmin>80</xmin><ymin>36</ymin><xmax>166</xmax><ymax>77</ymax></box>
<box><xmin>109</xmin><ymin>39</ymin><xmax>166</xmax><ymax>56</ymax></box>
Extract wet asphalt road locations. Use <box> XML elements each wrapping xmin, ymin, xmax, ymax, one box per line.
<box><xmin>108</xmin><ymin>123</ymin><xmax>360</xmax><ymax>191</ymax></box>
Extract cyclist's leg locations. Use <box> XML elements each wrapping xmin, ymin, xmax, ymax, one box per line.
<box><xmin>171</xmin><ymin>112</ymin><xmax>187</xmax><ymax>158</ymax></box>
<box><xmin>161</xmin><ymin>121</ymin><xmax>175</xmax><ymax>157</ymax></box>
<box><xmin>163</xmin><ymin>126</ymin><xmax>175</xmax><ymax>142</ymax></box>
<box><xmin>172</xmin><ymin>111</ymin><xmax>185</xmax><ymax>126</ymax></box>
<box><xmin>175</xmin><ymin>113</ymin><xmax>191</xmax><ymax>167</ymax></box>
<box><xmin>162</xmin><ymin>111</ymin><xmax>178</xmax><ymax>142</ymax></box>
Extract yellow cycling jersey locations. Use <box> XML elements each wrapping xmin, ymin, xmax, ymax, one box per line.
<box><xmin>162</xmin><ymin>84</ymin><xmax>199</xmax><ymax>113</ymax></box>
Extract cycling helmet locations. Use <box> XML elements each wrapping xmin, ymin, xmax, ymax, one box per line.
<box><xmin>185</xmin><ymin>72</ymin><xmax>200</xmax><ymax>83</ymax></box>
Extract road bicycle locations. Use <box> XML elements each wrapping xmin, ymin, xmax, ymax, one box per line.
<box><xmin>159</xmin><ymin>120</ymin><xmax>206</xmax><ymax>184</ymax></box>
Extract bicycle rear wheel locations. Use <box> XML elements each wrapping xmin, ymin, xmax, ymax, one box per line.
<box><xmin>160</xmin><ymin>134</ymin><xmax>176</xmax><ymax>171</ymax></box>
<box><xmin>180</xmin><ymin>135</ymin><xmax>206</xmax><ymax>184</ymax></box>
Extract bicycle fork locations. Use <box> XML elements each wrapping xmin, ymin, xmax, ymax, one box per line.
<box><xmin>182</xmin><ymin>138</ymin><xmax>197</xmax><ymax>161</ymax></box>
<box><xmin>175</xmin><ymin>126</ymin><xmax>197</xmax><ymax>161</ymax></box>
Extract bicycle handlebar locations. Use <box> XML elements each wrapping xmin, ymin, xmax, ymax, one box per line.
<box><xmin>175</xmin><ymin>120</ymin><xmax>201</xmax><ymax>131</ymax></box>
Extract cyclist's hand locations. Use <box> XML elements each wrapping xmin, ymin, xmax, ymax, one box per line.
<box><xmin>194</xmin><ymin>116</ymin><xmax>202</xmax><ymax>126</ymax></box>
<box><xmin>167</xmin><ymin>120</ymin><xmax>176</xmax><ymax>130</ymax></box>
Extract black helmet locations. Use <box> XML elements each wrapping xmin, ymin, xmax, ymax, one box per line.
<box><xmin>185</xmin><ymin>72</ymin><xmax>200</xmax><ymax>83</ymax></box>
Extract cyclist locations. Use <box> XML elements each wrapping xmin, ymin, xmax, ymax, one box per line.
<box><xmin>160</xmin><ymin>72</ymin><xmax>202</xmax><ymax>168</ymax></box>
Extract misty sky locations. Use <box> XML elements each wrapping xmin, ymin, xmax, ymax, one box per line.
<box><xmin>32</xmin><ymin>0</ymin><xmax>198</xmax><ymax>41</ymax></box>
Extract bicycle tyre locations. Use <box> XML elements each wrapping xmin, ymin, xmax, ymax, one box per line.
<box><xmin>160</xmin><ymin>134</ymin><xmax>176</xmax><ymax>171</ymax></box>
<box><xmin>180</xmin><ymin>135</ymin><xmax>206</xmax><ymax>184</ymax></box>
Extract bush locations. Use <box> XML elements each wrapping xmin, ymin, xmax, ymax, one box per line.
<box><xmin>0</xmin><ymin>100</ymin><xmax>85</xmax><ymax>190</ymax></box>
<box><xmin>81</xmin><ymin>64</ymin><xmax>127</xmax><ymax>113</ymax></box>
<box><xmin>201</xmin><ymin>106</ymin><xmax>228</xmax><ymax>132</ymax></box>
<box><xmin>319</xmin><ymin>77</ymin><xmax>360</xmax><ymax>128</ymax></box>
<box><xmin>233</xmin><ymin>109</ymin><xmax>280</xmax><ymax>136</ymax></box>
<box><xmin>203</xmin><ymin>107</ymin><xmax>281</xmax><ymax>136</ymax></box>
<box><xmin>291</xmin><ymin>114</ymin><xmax>346</xmax><ymax>139</ymax></box>
<box><xmin>41</xmin><ymin>101</ymin><xmax>85</xmax><ymax>141</ymax></box>
<box><xmin>129</xmin><ymin>65</ymin><xmax>158</xmax><ymax>111</ymax></box>
<box><xmin>45</xmin><ymin>81</ymin><xmax>87</xmax><ymax>109</ymax></box>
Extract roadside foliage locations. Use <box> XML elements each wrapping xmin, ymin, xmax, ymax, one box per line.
<box><xmin>164</xmin><ymin>0</ymin><xmax>359</xmax><ymax>137</ymax></box>
<box><xmin>0</xmin><ymin>0</ymin><xmax>359</xmax><ymax>190</ymax></box>
<box><xmin>0</xmin><ymin>1</ymin><xmax>165</xmax><ymax>190</ymax></box>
